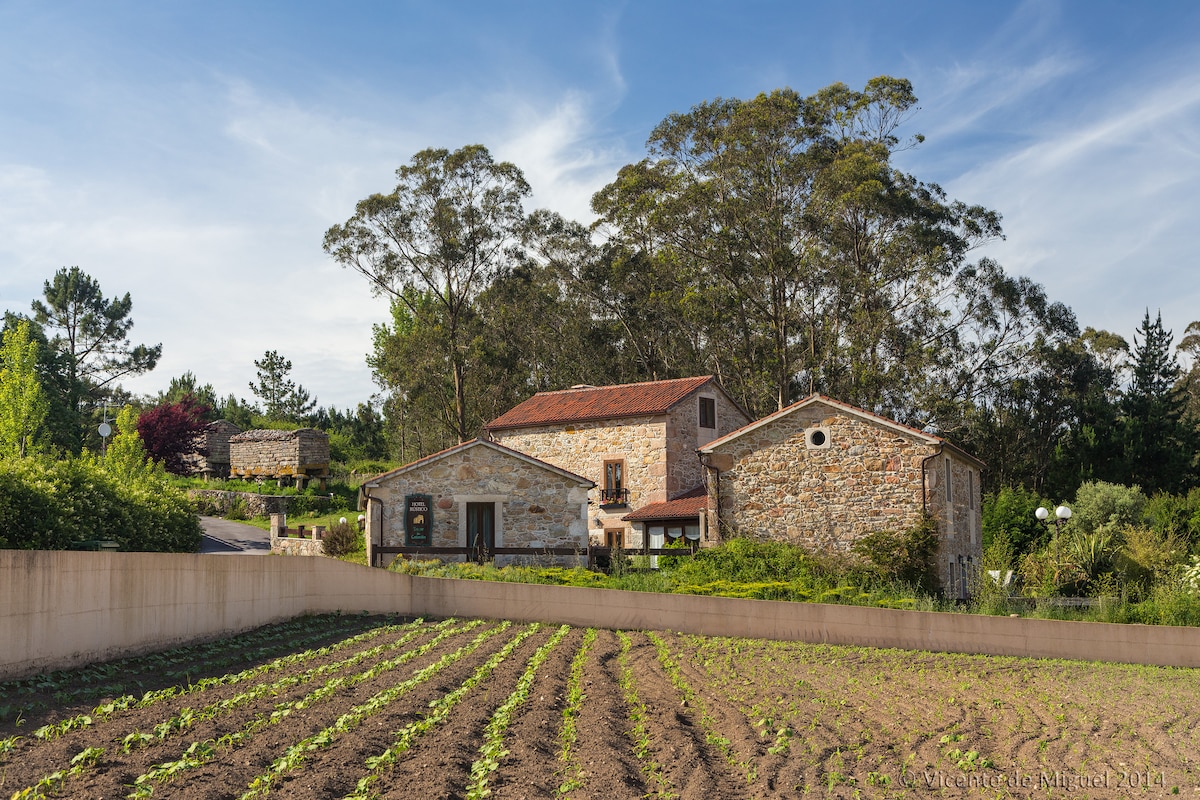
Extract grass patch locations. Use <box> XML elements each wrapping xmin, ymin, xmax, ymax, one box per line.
<box><xmin>387</xmin><ymin>537</ymin><xmax>929</xmax><ymax>610</ymax></box>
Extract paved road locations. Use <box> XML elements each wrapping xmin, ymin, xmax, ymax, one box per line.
<box><xmin>199</xmin><ymin>516</ymin><xmax>271</xmax><ymax>555</ymax></box>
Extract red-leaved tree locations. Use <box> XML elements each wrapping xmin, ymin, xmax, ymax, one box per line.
<box><xmin>137</xmin><ymin>395</ymin><xmax>211</xmax><ymax>474</ymax></box>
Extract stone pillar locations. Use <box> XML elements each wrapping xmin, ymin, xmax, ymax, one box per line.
<box><xmin>313</xmin><ymin>526</ymin><xmax>325</xmax><ymax>540</ymax></box>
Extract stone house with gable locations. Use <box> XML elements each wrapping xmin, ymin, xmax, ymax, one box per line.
<box><xmin>697</xmin><ymin>395</ymin><xmax>984</xmax><ymax>598</ymax></box>
<box><xmin>359</xmin><ymin>439</ymin><xmax>594</xmax><ymax>567</ymax></box>
<box><xmin>484</xmin><ymin>376</ymin><xmax>751</xmax><ymax>550</ymax></box>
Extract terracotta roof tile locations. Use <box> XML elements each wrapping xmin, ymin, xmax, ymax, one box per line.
<box><xmin>486</xmin><ymin>376</ymin><xmax>716</xmax><ymax>430</ymax></box>
<box><xmin>623</xmin><ymin>486</ymin><xmax>708</xmax><ymax>521</ymax></box>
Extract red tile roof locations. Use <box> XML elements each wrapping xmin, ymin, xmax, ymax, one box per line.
<box><xmin>623</xmin><ymin>486</ymin><xmax>708</xmax><ymax>521</ymax></box>
<box><xmin>485</xmin><ymin>376</ymin><xmax>717</xmax><ymax>431</ymax></box>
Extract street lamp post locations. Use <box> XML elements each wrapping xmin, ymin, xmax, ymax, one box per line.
<box><xmin>1035</xmin><ymin>504</ymin><xmax>1072</xmax><ymax>574</ymax></box>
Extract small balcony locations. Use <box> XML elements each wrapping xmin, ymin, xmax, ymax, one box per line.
<box><xmin>599</xmin><ymin>487</ymin><xmax>630</xmax><ymax>508</ymax></box>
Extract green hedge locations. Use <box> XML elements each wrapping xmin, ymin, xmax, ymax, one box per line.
<box><xmin>0</xmin><ymin>455</ymin><xmax>201</xmax><ymax>552</ymax></box>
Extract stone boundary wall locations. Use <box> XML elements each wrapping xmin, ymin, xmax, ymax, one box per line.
<box><xmin>3</xmin><ymin>549</ymin><xmax>1199</xmax><ymax>680</ymax></box>
<box><xmin>270</xmin><ymin>515</ymin><xmax>326</xmax><ymax>556</ymax></box>
<box><xmin>187</xmin><ymin>490</ymin><xmax>292</xmax><ymax>517</ymax></box>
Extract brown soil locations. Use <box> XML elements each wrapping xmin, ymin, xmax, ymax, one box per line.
<box><xmin>1</xmin><ymin>615</ymin><xmax>1196</xmax><ymax>799</ymax></box>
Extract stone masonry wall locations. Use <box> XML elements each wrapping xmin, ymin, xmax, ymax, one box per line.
<box><xmin>933</xmin><ymin>450</ymin><xmax>984</xmax><ymax>597</ymax></box>
<box><xmin>373</xmin><ymin>444</ymin><xmax>591</xmax><ymax>565</ymax></box>
<box><xmin>492</xmin><ymin>416</ymin><xmax>667</xmax><ymax>543</ymax></box>
<box><xmin>707</xmin><ymin>403</ymin><xmax>982</xmax><ymax>593</ymax></box>
<box><xmin>710</xmin><ymin>406</ymin><xmax>931</xmax><ymax>550</ymax></box>
<box><xmin>229</xmin><ymin>429</ymin><xmax>330</xmax><ymax>480</ymax></box>
<box><xmin>182</xmin><ymin>420</ymin><xmax>241</xmax><ymax>477</ymax></box>
<box><xmin>187</xmin><ymin>490</ymin><xmax>297</xmax><ymax>517</ymax></box>
<box><xmin>269</xmin><ymin>516</ymin><xmax>328</xmax><ymax>556</ymax></box>
<box><xmin>665</xmin><ymin>390</ymin><xmax>751</xmax><ymax>498</ymax></box>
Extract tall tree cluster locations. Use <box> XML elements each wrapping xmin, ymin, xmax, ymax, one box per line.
<box><xmin>327</xmin><ymin>77</ymin><xmax>1118</xmax><ymax>478</ymax></box>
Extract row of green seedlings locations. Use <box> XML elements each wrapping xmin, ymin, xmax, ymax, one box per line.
<box><xmin>678</xmin><ymin>634</ymin><xmax>994</xmax><ymax>788</ymax></box>
<box><xmin>463</xmin><ymin>625</ymin><xmax>572</xmax><ymax>800</ymax></box>
<box><xmin>0</xmin><ymin>614</ymin><xmax>332</xmax><ymax>702</ymax></box>
<box><xmin>675</xmin><ymin>634</ymin><xmax>846</xmax><ymax>787</ymax></box>
<box><xmin>0</xmin><ymin>612</ymin><xmax>359</xmax><ymax>706</ymax></box>
<box><xmin>0</xmin><ymin>612</ymin><xmax>380</xmax><ymax>726</ymax></box>
<box><xmin>344</xmin><ymin>622</ymin><xmax>548</xmax><ymax>800</ymax></box>
<box><xmin>121</xmin><ymin>618</ymin><xmax>437</xmax><ymax>753</ymax></box>
<box><xmin>555</xmin><ymin>628</ymin><xmax>597</xmax><ymax>796</ymax></box>
<box><xmin>124</xmin><ymin>619</ymin><xmax>481</xmax><ymax>799</ymax></box>
<box><xmin>645</xmin><ymin>632</ymin><xmax>760</xmax><ymax>782</ymax></box>
<box><xmin>8</xmin><ymin>746</ymin><xmax>105</xmax><ymax>800</ymax></box>
<box><xmin>8</xmin><ymin>619</ymin><xmax>453</xmax><ymax>800</ymax></box>
<box><xmin>2</xmin><ymin>615</ymin><xmax>415</xmax><ymax>765</ymax></box>
<box><xmin>615</xmin><ymin>631</ymin><xmax>674</xmax><ymax>800</ymax></box>
<box><xmin>240</xmin><ymin>620</ymin><xmax>526</xmax><ymax>800</ymax></box>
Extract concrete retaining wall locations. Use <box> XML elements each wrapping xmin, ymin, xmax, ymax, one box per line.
<box><xmin>2</xmin><ymin>549</ymin><xmax>1198</xmax><ymax>680</ymax></box>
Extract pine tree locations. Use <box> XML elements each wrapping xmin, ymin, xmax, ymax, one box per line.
<box><xmin>1119</xmin><ymin>311</ymin><xmax>1195</xmax><ymax>493</ymax></box>
<box><xmin>249</xmin><ymin>350</ymin><xmax>316</xmax><ymax>423</ymax></box>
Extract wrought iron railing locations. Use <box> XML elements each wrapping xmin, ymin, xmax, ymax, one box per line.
<box><xmin>599</xmin><ymin>487</ymin><xmax>629</xmax><ymax>506</ymax></box>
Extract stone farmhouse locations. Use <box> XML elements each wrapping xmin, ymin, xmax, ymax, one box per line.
<box><xmin>484</xmin><ymin>376</ymin><xmax>751</xmax><ymax>551</ymax></box>
<box><xmin>697</xmin><ymin>395</ymin><xmax>984</xmax><ymax>598</ymax></box>
<box><xmin>359</xmin><ymin>439</ymin><xmax>593</xmax><ymax>567</ymax></box>
<box><xmin>365</xmin><ymin>376</ymin><xmax>984</xmax><ymax>595</ymax></box>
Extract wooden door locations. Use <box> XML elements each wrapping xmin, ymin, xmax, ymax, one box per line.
<box><xmin>466</xmin><ymin>502</ymin><xmax>495</xmax><ymax>562</ymax></box>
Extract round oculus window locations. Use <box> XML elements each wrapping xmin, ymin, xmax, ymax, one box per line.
<box><xmin>809</xmin><ymin>429</ymin><xmax>826</xmax><ymax>447</ymax></box>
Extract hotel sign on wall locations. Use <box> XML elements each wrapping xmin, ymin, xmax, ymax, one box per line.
<box><xmin>404</xmin><ymin>494</ymin><xmax>432</xmax><ymax>546</ymax></box>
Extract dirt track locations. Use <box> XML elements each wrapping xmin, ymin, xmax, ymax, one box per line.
<box><xmin>1</xmin><ymin>614</ymin><xmax>1196</xmax><ymax>799</ymax></box>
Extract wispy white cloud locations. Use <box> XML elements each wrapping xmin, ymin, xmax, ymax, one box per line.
<box><xmin>495</xmin><ymin>91</ymin><xmax>628</xmax><ymax>223</ymax></box>
<box><xmin>949</xmin><ymin>65</ymin><xmax>1200</xmax><ymax>335</ymax></box>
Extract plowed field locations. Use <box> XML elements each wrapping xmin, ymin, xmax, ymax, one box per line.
<box><xmin>2</xmin><ymin>613</ymin><xmax>1196</xmax><ymax>799</ymax></box>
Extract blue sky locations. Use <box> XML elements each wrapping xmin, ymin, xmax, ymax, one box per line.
<box><xmin>2</xmin><ymin>1</ymin><xmax>1198</xmax><ymax>410</ymax></box>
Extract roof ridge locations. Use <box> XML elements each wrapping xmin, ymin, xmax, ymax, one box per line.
<box><xmin>527</xmin><ymin>375</ymin><xmax>713</xmax><ymax>396</ymax></box>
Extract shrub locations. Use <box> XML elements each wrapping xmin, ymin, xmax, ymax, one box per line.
<box><xmin>1069</xmin><ymin>481</ymin><xmax>1147</xmax><ymax>537</ymax></box>
<box><xmin>0</xmin><ymin>453</ymin><xmax>200</xmax><ymax>552</ymax></box>
<box><xmin>850</xmin><ymin>516</ymin><xmax>939</xmax><ymax>595</ymax></box>
<box><xmin>982</xmin><ymin>486</ymin><xmax>1049</xmax><ymax>554</ymax></box>
<box><xmin>1144</xmin><ymin>489</ymin><xmax>1200</xmax><ymax>550</ymax></box>
<box><xmin>667</xmin><ymin>536</ymin><xmax>814</xmax><ymax>585</ymax></box>
<box><xmin>137</xmin><ymin>396</ymin><xmax>210</xmax><ymax>474</ymax></box>
<box><xmin>322</xmin><ymin>521</ymin><xmax>360</xmax><ymax>557</ymax></box>
<box><xmin>223</xmin><ymin>497</ymin><xmax>249</xmax><ymax>521</ymax></box>
<box><xmin>1115</xmin><ymin>524</ymin><xmax>1188</xmax><ymax>589</ymax></box>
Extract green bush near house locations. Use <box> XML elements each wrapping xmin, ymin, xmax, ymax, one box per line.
<box><xmin>849</xmin><ymin>516</ymin><xmax>940</xmax><ymax>595</ymax></box>
<box><xmin>321</xmin><ymin>520</ymin><xmax>360</xmax><ymax>558</ymax></box>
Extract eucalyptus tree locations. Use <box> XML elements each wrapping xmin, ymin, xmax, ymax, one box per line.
<box><xmin>589</xmin><ymin>77</ymin><xmax>1072</xmax><ymax>427</ymax></box>
<box><xmin>1177</xmin><ymin>320</ymin><xmax>1200</xmax><ymax>423</ymax></box>
<box><xmin>324</xmin><ymin>144</ymin><xmax>530</xmax><ymax>442</ymax></box>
